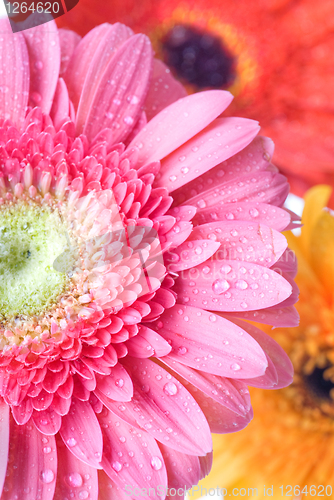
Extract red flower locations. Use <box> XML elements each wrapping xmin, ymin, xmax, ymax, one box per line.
<box><xmin>58</xmin><ymin>0</ymin><xmax>334</xmax><ymax>200</ymax></box>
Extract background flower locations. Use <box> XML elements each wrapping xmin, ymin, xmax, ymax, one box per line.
<box><xmin>0</xmin><ymin>18</ymin><xmax>297</xmax><ymax>500</ymax></box>
<box><xmin>197</xmin><ymin>185</ymin><xmax>334</xmax><ymax>499</ymax></box>
<box><xmin>57</xmin><ymin>0</ymin><xmax>334</xmax><ymax>203</ymax></box>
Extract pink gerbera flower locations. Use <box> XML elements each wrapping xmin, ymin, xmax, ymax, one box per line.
<box><xmin>0</xmin><ymin>19</ymin><xmax>297</xmax><ymax>500</ymax></box>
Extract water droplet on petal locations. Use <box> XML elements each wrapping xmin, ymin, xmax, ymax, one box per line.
<box><xmin>235</xmin><ymin>280</ymin><xmax>248</xmax><ymax>290</ymax></box>
<box><xmin>163</xmin><ymin>382</ymin><xmax>178</xmax><ymax>396</ymax></box>
<box><xmin>65</xmin><ymin>472</ymin><xmax>83</xmax><ymax>488</ymax></box>
<box><xmin>112</xmin><ymin>461</ymin><xmax>123</xmax><ymax>472</ymax></box>
<box><xmin>197</xmin><ymin>199</ymin><xmax>206</xmax><ymax>209</ymax></box>
<box><xmin>178</xmin><ymin>346</ymin><xmax>188</xmax><ymax>355</ymax></box>
<box><xmin>66</xmin><ymin>438</ymin><xmax>77</xmax><ymax>447</ymax></box>
<box><xmin>78</xmin><ymin>491</ymin><xmax>89</xmax><ymax>500</ymax></box>
<box><xmin>249</xmin><ymin>208</ymin><xmax>259</xmax><ymax>218</ymax></box>
<box><xmin>230</xmin><ymin>363</ymin><xmax>241</xmax><ymax>371</ymax></box>
<box><xmin>151</xmin><ymin>456</ymin><xmax>163</xmax><ymax>471</ymax></box>
<box><xmin>212</xmin><ymin>279</ymin><xmax>230</xmax><ymax>295</ymax></box>
<box><xmin>40</xmin><ymin>469</ymin><xmax>54</xmax><ymax>484</ymax></box>
<box><xmin>225</xmin><ymin>212</ymin><xmax>235</xmax><ymax>220</ymax></box>
<box><xmin>115</xmin><ymin>379</ymin><xmax>124</xmax><ymax>388</ymax></box>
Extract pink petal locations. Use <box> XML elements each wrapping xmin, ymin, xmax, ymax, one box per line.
<box><xmin>268</xmin><ymin>271</ymin><xmax>299</xmax><ymax>309</ymax></box>
<box><xmin>179</xmin><ymin>171</ymin><xmax>288</xmax><ymax>210</ymax></box>
<box><xmin>188</xmin><ymin>386</ymin><xmax>253</xmax><ymax>433</ymax></box>
<box><xmin>145</xmin><ymin>59</ymin><xmax>187</xmax><ymax>121</ymax></box>
<box><xmin>188</xmin><ymin>221</ymin><xmax>287</xmax><ymax>267</ymax></box>
<box><xmin>0</xmin><ymin>19</ymin><xmax>29</xmax><ymax>128</ymax></box>
<box><xmin>100</xmin><ymin>408</ymin><xmax>167</xmax><ymax>495</ymax></box>
<box><xmin>0</xmin><ymin>400</ymin><xmax>9</xmax><ymax>497</ymax></box>
<box><xmin>193</xmin><ymin>202</ymin><xmax>291</xmax><ymax>231</ymax></box>
<box><xmin>50</xmin><ymin>78</ymin><xmax>71</xmax><ymax>130</ymax></box>
<box><xmin>82</xmin><ymin>34</ymin><xmax>153</xmax><ymax>142</ymax></box>
<box><xmin>230</xmin><ymin>318</ymin><xmax>294</xmax><ymax>389</ymax></box>
<box><xmin>162</xmin><ymin>358</ymin><xmax>250</xmax><ymax>416</ymax></box>
<box><xmin>129</xmin><ymin>90</ymin><xmax>234</xmax><ymax>167</ymax></box>
<box><xmin>102</xmin><ymin>357</ymin><xmax>212</xmax><ymax>456</ymax></box>
<box><xmin>168</xmin><ymin>205</ymin><xmax>197</xmax><ymax>222</ymax></box>
<box><xmin>155</xmin><ymin>117</ymin><xmax>260</xmax><ymax>192</ymax></box>
<box><xmin>98</xmin><ymin>470</ymin><xmax>130</xmax><ymax>500</ymax></box>
<box><xmin>173</xmin><ymin>260</ymin><xmax>292</xmax><ymax>312</ymax></box>
<box><xmin>54</xmin><ymin>435</ymin><xmax>98</xmax><ymax>500</ymax></box>
<box><xmin>60</xmin><ymin>399</ymin><xmax>103</xmax><ymax>468</ymax></box>
<box><xmin>173</xmin><ymin>135</ymin><xmax>276</xmax><ymax>203</ymax></box>
<box><xmin>11</xmin><ymin>397</ymin><xmax>33</xmax><ymax>425</ymax></box>
<box><xmin>65</xmin><ymin>23</ymin><xmax>132</xmax><ymax>111</ymax></box>
<box><xmin>96</xmin><ymin>363</ymin><xmax>133</xmax><ymax>401</ymax></box>
<box><xmin>273</xmin><ymin>248</ymin><xmax>298</xmax><ymax>278</ymax></box>
<box><xmin>159</xmin><ymin>444</ymin><xmax>201</xmax><ymax>489</ymax></box>
<box><xmin>32</xmin><ymin>406</ymin><xmax>62</xmax><ymax>435</ymax></box>
<box><xmin>58</xmin><ymin>28</ymin><xmax>81</xmax><ymax>76</ymax></box>
<box><xmin>2</xmin><ymin>421</ymin><xmax>57</xmax><ymax>500</ymax></box>
<box><xmin>242</xmin><ymin>353</ymin><xmax>278</xmax><ymax>389</ymax></box>
<box><xmin>166</xmin><ymin>239</ymin><xmax>220</xmax><ymax>272</ymax></box>
<box><xmin>23</xmin><ymin>20</ymin><xmax>60</xmax><ymax>114</ymax></box>
<box><xmin>225</xmin><ymin>305</ymin><xmax>300</xmax><ymax>328</ymax></box>
<box><xmin>156</xmin><ymin>305</ymin><xmax>267</xmax><ymax>379</ymax></box>
<box><xmin>125</xmin><ymin>325</ymin><xmax>172</xmax><ymax>358</ymax></box>
<box><xmin>199</xmin><ymin>452</ymin><xmax>213</xmax><ymax>479</ymax></box>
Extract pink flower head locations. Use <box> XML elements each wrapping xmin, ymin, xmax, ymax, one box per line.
<box><xmin>0</xmin><ymin>19</ymin><xmax>297</xmax><ymax>500</ymax></box>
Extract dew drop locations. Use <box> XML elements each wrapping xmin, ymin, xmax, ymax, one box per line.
<box><xmin>40</xmin><ymin>469</ymin><xmax>54</xmax><ymax>484</ymax></box>
<box><xmin>178</xmin><ymin>346</ymin><xmax>188</xmax><ymax>355</ymax></box>
<box><xmin>123</xmin><ymin>116</ymin><xmax>134</xmax><ymax>125</ymax></box>
<box><xmin>112</xmin><ymin>461</ymin><xmax>123</xmax><ymax>472</ymax></box>
<box><xmin>220</xmin><ymin>264</ymin><xmax>232</xmax><ymax>274</ymax></box>
<box><xmin>230</xmin><ymin>363</ymin><xmax>241</xmax><ymax>371</ymax></box>
<box><xmin>78</xmin><ymin>491</ymin><xmax>89</xmax><ymax>500</ymax></box>
<box><xmin>225</xmin><ymin>212</ymin><xmax>235</xmax><ymax>220</ymax></box>
<box><xmin>66</xmin><ymin>438</ymin><xmax>77</xmax><ymax>447</ymax></box>
<box><xmin>169</xmin><ymin>175</ymin><xmax>177</xmax><ymax>182</ymax></box>
<box><xmin>249</xmin><ymin>208</ymin><xmax>259</xmax><ymax>218</ymax></box>
<box><xmin>43</xmin><ymin>447</ymin><xmax>52</xmax><ymax>454</ymax></box>
<box><xmin>212</xmin><ymin>279</ymin><xmax>230</xmax><ymax>295</ymax></box>
<box><xmin>235</xmin><ymin>280</ymin><xmax>248</xmax><ymax>290</ymax></box>
<box><xmin>209</xmin><ymin>314</ymin><xmax>217</xmax><ymax>322</ymax></box>
<box><xmin>197</xmin><ymin>199</ymin><xmax>206</xmax><ymax>209</ymax></box>
<box><xmin>65</xmin><ymin>472</ymin><xmax>83</xmax><ymax>488</ymax></box>
<box><xmin>163</xmin><ymin>382</ymin><xmax>178</xmax><ymax>396</ymax></box>
<box><xmin>115</xmin><ymin>379</ymin><xmax>124</xmax><ymax>388</ymax></box>
<box><xmin>150</xmin><ymin>456</ymin><xmax>163</xmax><ymax>471</ymax></box>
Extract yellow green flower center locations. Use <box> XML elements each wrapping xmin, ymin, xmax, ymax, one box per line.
<box><xmin>0</xmin><ymin>201</ymin><xmax>71</xmax><ymax>319</ymax></box>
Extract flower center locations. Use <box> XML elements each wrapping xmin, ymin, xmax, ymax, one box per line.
<box><xmin>304</xmin><ymin>365</ymin><xmax>334</xmax><ymax>403</ymax></box>
<box><xmin>162</xmin><ymin>24</ymin><xmax>236</xmax><ymax>89</ymax></box>
<box><xmin>0</xmin><ymin>201</ymin><xmax>70</xmax><ymax>320</ymax></box>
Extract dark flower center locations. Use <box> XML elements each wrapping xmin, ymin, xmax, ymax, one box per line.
<box><xmin>162</xmin><ymin>24</ymin><xmax>236</xmax><ymax>90</ymax></box>
<box><xmin>304</xmin><ymin>366</ymin><xmax>334</xmax><ymax>402</ymax></box>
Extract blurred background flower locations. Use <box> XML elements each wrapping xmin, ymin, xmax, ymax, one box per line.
<box><xmin>197</xmin><ymin>185</ymin><xmax>334</xmax><ymax>498</ymax></box>
<box><xmin>58</xmin><ymin>0</ymin><xmax>334</xmax><ymax>203</ymax></box>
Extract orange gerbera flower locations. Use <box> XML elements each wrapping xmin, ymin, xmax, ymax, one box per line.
<box><xmin>58</xmin><ymin>0</ymin><xmax>334</xmax><ymax>200</ymax></box>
